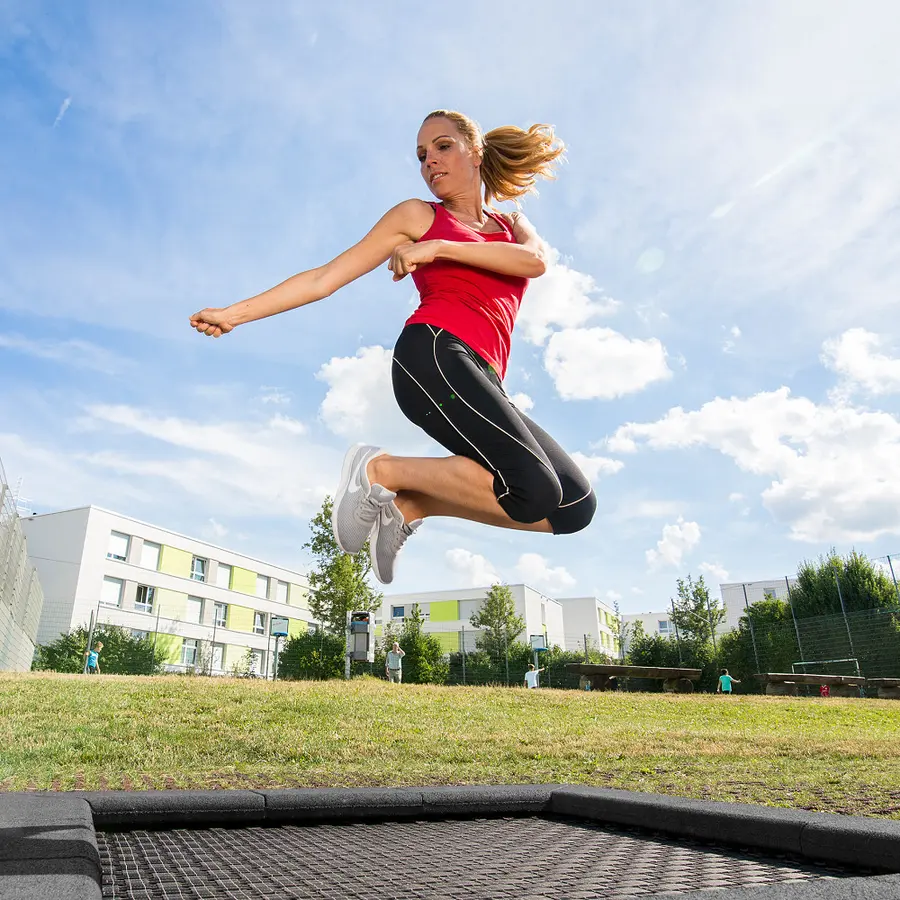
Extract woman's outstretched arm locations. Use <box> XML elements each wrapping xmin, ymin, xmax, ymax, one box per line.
<box><xmin>191</xmin><ymin>199</ymin><xmax>429</xmax><ymax>337</ymax></box>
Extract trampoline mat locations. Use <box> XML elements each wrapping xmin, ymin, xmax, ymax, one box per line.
<box><xmin>97</xmin><ymin>814</ymin><xmax>862</xmax><ymax>900</ymax></box>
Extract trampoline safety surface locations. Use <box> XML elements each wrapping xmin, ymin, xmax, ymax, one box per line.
<box><xmin>4</xmin><ymin>785</ymin><xmax>900</xmax><ymax>900</ymax></box>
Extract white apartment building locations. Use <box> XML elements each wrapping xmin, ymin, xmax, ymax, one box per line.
<box><xmin>21</xmin><ymin>506</ymin><xmax>317</xmax><ymax>676</ymax></box>
<box><xmin>720</xmin><ymin>578</ymin><xmax>799</xmax><ymax>631</ymax></box>
<box><xmin>621</xmin><ymin>612</ymin><xmax>675</xmax><ymax>651</ymax></box>
<box><xmin>381</xmin><ymin>584</ymin><xmax>566</xmax><ymax>653</ymax></box>
<box><xmin>557</xmin><ymin>596</ymin><xmax>621</xmax><ymax>657</ymax></box>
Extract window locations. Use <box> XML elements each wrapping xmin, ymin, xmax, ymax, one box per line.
<box><xmin>101</xmin><ymin>576</ymin><xmax>123</xmax><ymax>607</ymax></box>
<box><xmin>216</xmin><ymin>563</ymin><xmax>232</xmax><ymax>590</ymax></box>
<box><xmin>658</xmin><ymin>620</ymin><xmax>671</xmax><ymax>635</ymax></box>
<box><xmin>255</xmin><ymin>574</ymin><xmax>270</xmax><ymax>599</ymax></box>
<box><xmin>186</xmin><ymin>597</ymin><xmax>203</xmax><ymax>624</ymax></box>
<box><xmin>107</xmin><ymin>531</ymin><xmax>130</xmax><ymax>561</ymax></box>
<box><xmin>275</xmin><ymin>580</ymin><xmax>289</xmax><ymax>604</ymax></box>
<box><xmin>392</xmin><ymin>606</ymin><xmax>405</xmax><ymax>619</ymax></box>
<box><xmin>211</xmin><ymin>644</ymin><xmax>224</xmax><ymax>672</ymax></box>
<box><xmin>135</xmin><ymin>584</ymin><xmax>155</xmax><ymax>614</ymax></box>
<box><xmin>131</xmin><ymin>630</ymin><xmax>149</xmax><ymax>641</ymax></box>
<box><xmin>214</xmin><ymin>602</ymin><xmax>228</xmax><ymax>628</ymax></box>
<box><xmin>181</xmin><ymin>639</ymin><xmax>197</xmax><ymax>667</ymax></box>
<box><xmin>140</xmin><ymin>541</ymin><xmax>161</xmax><ymax>570</ymax></box>
<box><xmin>253</xmin><ymin>612</ymin><xmax>266</xmax><ymax>635</ymax></box>
<box><xmin>191</xmin><ymin>557</ymin><xmax>207</xmax><ymax>582</ymax></box>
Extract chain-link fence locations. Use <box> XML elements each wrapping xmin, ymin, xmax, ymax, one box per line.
<box><xmin>0</xmin><ymin>467</ymin><xmax>44</xmax><ymax>672</ymax></box>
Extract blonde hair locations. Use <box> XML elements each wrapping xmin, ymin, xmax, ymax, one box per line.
<box><xmin>423</xmin><ymin>109</ymin><xmax>565</xmax><ymax>206</ymax></box>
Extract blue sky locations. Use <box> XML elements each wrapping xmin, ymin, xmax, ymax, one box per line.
<box><xmin>3</xmin><ymin>0</ymin><xmax>900</xmax><ymax>613</ymax></box>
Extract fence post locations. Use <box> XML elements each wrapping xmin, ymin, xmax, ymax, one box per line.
<box><xmin>784</xmin><ymin>575</ymin><xmax>805</xmax><ymax>662</ymax></box>
<box><xmin>741</xmin><ymin>583</ymin><xmax>761</xmax><ymax>673</ymax></box>
<box><xmin>833</xmin><ymin>568</ymin><xmax>857</xmax><ymax>661</ymax></box>
<box><xmin>461</xmin><ymin>626</ymin><xmax>466</xmax><ymax>685</ymax></box>
<box><xmin>83</xmin><ymin>609</ymin><xmax>96</xmax><ymax>674</ymax></box>
<box><xmin>504</xmin><ymin>632</ymin><xmax>510</xmax><ymax>687</ymax></box>
<box><xmin>887</xmin><ymin>555</ymin><xmax>900</xmax><ymax>605</ymax></box>
<box><xmin>584</xmin><ymin>633</ymin><xmax>589</xmax><ymax>663</ymax></box>
<box><xmin>705</xmin><ymin>593</ymin><xmax>718</xmax><ymax>654</ymax></box>
<box><xmin>670</xmin><ymin>601</ymin><xmax>684</xmax><ymax>665</ymax></box>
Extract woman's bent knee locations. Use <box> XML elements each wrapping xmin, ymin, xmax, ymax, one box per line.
<box><xmin>496</xmin><ymin>469</ymin><xmax>564</xmax><ymax>525</ymax></box>
<box><xmin>549</xmin><ymin>489</ymin><xmax>597</xmax><ymax>535</ymax></box>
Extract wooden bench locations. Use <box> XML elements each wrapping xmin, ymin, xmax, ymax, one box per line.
<box><xmin>566</xmin><ymin>664</ymin><xmax>702</xmax><ymax>693</ymax></box>
<box><xmin>753</xmin><ymin>673</ymin><xmax>866</xmax><ymax>697</ymax></box>
<box><xmin>866</xmin><ymin>678</ymin><xmax>900</xmax><ymax>700</ymax></box>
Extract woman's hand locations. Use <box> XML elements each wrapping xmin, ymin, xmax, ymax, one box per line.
<box><xmin>388</xmin><ymin>240</ymin><xmax>442</xmax><ymax>281</ymax></box>
<box><xmin>190</xmin><ymin>307</ymin><xmax>237</xmax><ymax>338</ymax></box>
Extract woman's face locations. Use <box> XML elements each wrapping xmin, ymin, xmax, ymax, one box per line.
<box><xmin>416</xmin><ymin>117</ymin><xmax>480</xmax><ymax>198</ymax></box>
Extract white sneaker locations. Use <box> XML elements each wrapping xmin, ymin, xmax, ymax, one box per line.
<box><xmin>332</xmin><ymin>444</ymin><xmax>396</xmax><ymax>554</ymax></box>
<box><xmin>369</xmin><ymin>502</ymin><xmax>422</xmax><ymax>585</ymax></box>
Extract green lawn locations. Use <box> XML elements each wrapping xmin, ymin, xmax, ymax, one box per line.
<box><xmin>2</xmin><ymin>672</ymin><xmax>899</xmax><ymax>818</ymax></box>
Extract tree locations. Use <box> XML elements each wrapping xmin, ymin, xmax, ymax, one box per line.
<box><xmin>389</xmin><ymin>603</ymin><xmax>448</xmax><ymax>684</ymax></box>
<box><xmin>304</xmin><ymin>496</ymin><xmax>383</xmax><ymax>634</ymax></box>
<box><xmin>718</xmin><ymin>596</ymin><xmax>799</xmax><ymax>688</ymax></box>
<box><xmin>469</xmin><ymin>583</ymin><xmax>526</xmax><ymax>658</ymax></box>
<box><xmin>669</xmin><ymin>574</ymin><xmax>725</xmax><ymax>645</ymax></box>
<box><xmin>33</xmin><ymin>625</ymin><xmax>166</xmax><ymax>675</ymax></box>
<box><xmin>790</xmin><ymin>549</ymin><xmax>899</xmax><ymax>618</ymax></box>
<box><xmin>612</xmin><ymin>598</ymin><xmax>629</xmax><ymax>661</ymax></box>
<box><xmin>278</xmin><ymin>629</ymin><xmax>346</xmax><ymax>680</ymax></box>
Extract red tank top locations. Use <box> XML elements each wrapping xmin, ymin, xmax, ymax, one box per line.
<box><xmin>405</xmin><ymin>203</ymin><xmax>528</xmax><ymax>379</ymax></box>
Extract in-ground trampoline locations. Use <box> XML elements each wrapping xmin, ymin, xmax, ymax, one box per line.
<box><xmin>3</xmin><ymin>785</ymin><xmax>900</xmax><ymax>900</ymax></box>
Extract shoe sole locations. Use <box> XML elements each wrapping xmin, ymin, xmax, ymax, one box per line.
<box><xmin>332</xmin><ymin>443</ymin><xmax>367</xmax><ymax>554</ymax></box>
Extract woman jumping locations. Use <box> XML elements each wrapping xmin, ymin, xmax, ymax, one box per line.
<box><xmin>191</xmin><ymin>110</ymin><xmax>596</xmax><ymax>584</ymax></box>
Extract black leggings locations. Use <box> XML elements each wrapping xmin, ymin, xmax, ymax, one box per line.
<box><xmin>391</xmin><ymin>324</ymin><xmax>596</xmax><ymax>535</ymax></box>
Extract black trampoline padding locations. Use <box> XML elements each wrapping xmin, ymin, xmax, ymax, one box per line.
<box><xmin>96</xmin><ymin>815</ymin><xmax>862</xmax><ymax>900</ymax></box>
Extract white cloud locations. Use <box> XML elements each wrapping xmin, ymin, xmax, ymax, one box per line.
<box><xmin>509</xmin><ymin>392</ymin><xmax>534</xmax><ymax>413</ymax></box>
<box><xmin>208</xmin><ymin>518</ymin><xmax>228</xmax><ymax>538</ymax></box>
<box><xmin>316</xmin><ymin>345</ymin><xmax>422</xmax><ymax>448</ymax></box>
<box><xmin>699</xmin><ymin>561</ymin><xmax>729</xmax><ymax>585</ymax></box>
<box><xmin>822</xmin><ymin>328</ymin><xmax>900</xmax><ymax>396</ymax></box>
<box><xmin>516</xmin><ymin>552</ymin><xmax>576</xmax><ymax>595</ymax></box>
<box><xmin>722</xmin><ymin>325</ymin><xmax>742</xmax><ymax>354</ymax></box>
<box><xmin>516</xmin><ymin>246</ymin><xmax>620</xmax><ymax>346</ymax></box>
<box><xmin>645</xmin><ymin>518</ymin><xmax>701</xmax><ymax>569</ymax></box>
<box><xmin>259</xmin><ymin>387</ymin><xmax>291</xmax><ymax>406</ymax></box>
<box><xmin>570</xmin><ymin>451</ymin><xmax>624</xmax><ymax>482</ymax></box>
<box><xmin>612</xmin><ymin>385</ymin><xmax>900</xmax><ymax>542</ymax></box>
<box><xmin>52</xmin><ymin>96</ymin><xmax>71</xmax><ymax>128</ymax></box>
<box><xmin>544</xmin><ymin>327</ymin><xmax>672</xmax><ymax>401</ymax></box>
<box><xmin>445</xmin><ymin>548</ymin><xmax>499</xmax><ymax>587</ymax></box>
<box><xmin>605</xmin><ymin>590</ymin><xmax>622</xmax><ymax>603</ymax></box>
<box><xmin>613</xmin><ymin>500</ymin><xmax>682</xmax><ymax>521</ymax></box>
<box><xmin>728</xmin><ymin>492</ymin><xmax>745</xmax><ymax>503</ymax></box>
<box><xmin>0</xmin><ymin>333</ymin><xmax>128</xmax><ymax>375</ymax></box>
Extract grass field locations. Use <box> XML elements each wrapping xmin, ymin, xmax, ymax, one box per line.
<box><xmin>2</xmin><ymin>672</ymin><xmax>899</xmax><ymax>818</ymax></box>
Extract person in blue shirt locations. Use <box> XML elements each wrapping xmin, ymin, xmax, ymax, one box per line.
<box><xmin>717</xmin><ymin>668</ymin><xmax>740</xmax><ymax>695</ymax></box>
<box><xmin>84</xmin><ymin>641</ymin><xmax>103</xmax><ymax>675</ymax></box>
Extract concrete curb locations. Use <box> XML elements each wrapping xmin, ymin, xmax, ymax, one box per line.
<box><xmin>3</xmin><ymin>785</ymin><xmax>899</xmax><ymax>899</ymax></box>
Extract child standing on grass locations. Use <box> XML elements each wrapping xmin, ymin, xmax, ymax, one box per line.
<box><xmin>524</xmin><ymin>664</ymin><xmax>545</xmax><ymax>689</ymax></box>
<box><xmin>717</xmin><ymin>668</ymin><xmax>740</xmax><ymax>695</ymax></box>
<box><xmin>84</xmin><ymin>642</ymin><xmax>103</xmax><ymax>675</ymax></box>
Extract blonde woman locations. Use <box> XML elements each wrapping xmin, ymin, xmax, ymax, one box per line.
<box><xmin>191</xmin><ymin>111</ymin><xmax>596</xmax><ymax>584</ymax></box>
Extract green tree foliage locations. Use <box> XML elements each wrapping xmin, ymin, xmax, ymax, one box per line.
<box><xmin>718</xmin><ymin>596</ymin><xmax>799</xmax><ymax>689</ymax></box>
<box><xmin>33</xmin><ymin>625</ymin><xmax>166</xmax><ymax>675</ymax></box>
<box><xmin>469</xmin><ymin>583</ymin><xmax>526</xmax><ymax>658</ymax></box>
<box><xmin>626</xmin><ymin>621</ymin><xmax>718</xmax><ymax>691</ymax></box>
<box><xmin>669</xmin><ymin>574</ymin><xmax>725</xmax><ymax>644</ymax></box>
<box><xmin>376</xmin><ymin>604</ymin><xmax>448</xmax><ymax>684</ymax></box>
<box><xmin>304</xmin><ymin>496</ymin><xmax>383</xmax><ymax>634</ymax></box>
<box><xmin>790</xmin><ymin>549</ymin><xmax>899</xmax><ymax>617</ymax></box>
<box><xmin>278</xmin><ymin>630</ymin><xmax>346</xmax><ymax>680</ymax></box>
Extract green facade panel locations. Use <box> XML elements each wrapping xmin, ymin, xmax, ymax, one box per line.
<box><xmin>433</xmin><ymin>630</ymin><xmax>460</xmax><ymax>653</ymax></box>
<box><xmin>231</xmin><ymin>566</ymin><xmax>257</xmax><ymax>595</ymax></box>
<box><xmin>155</xmin><ymin>589</ymin><xmax>187</xmax><ymax>621</ymax></box>
<box><xmin>288</xmin><ymin>618</ymin><xmax>306</xmax><ymax>638</ymax></box>
<box><xmin>430</xmin><ymin>600</ymin><xmax>459</xmax><ymax>622</ymax></box>
<box><xmin>227</xmin><ymin>604</ymin><xmax>254</xmax><ymax>633</ymax></box>
<box><xmin>289</xmin><ymin>583</ymin><xmax>308</xmax><ymax>607</ymax></box>
<box><xmin>158</xmin><ymin>545</ymin><xmax>192</xmax><ymax>579</ymax></box>
<box><xmin>154</xmin><ymin>633</ymin><xmax>182</xmax><ymax>665</ymax></box>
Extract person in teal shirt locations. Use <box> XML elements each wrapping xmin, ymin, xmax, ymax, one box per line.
<box><xmin>84</xmin><ymin>641</ymin><xmax>103</xmax><ymax>674</ymax></box>
<box><xmin>717</xmin><ymin>668</ymin><xmax>740</xmax><ymax>694</ymax></box>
